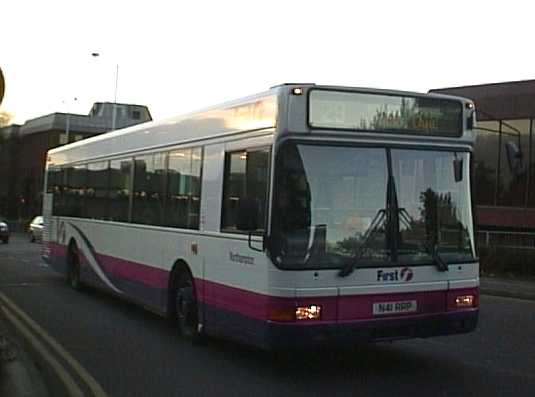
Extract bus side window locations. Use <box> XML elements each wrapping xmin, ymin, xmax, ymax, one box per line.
<box><xmin>64</xmin><ymin>165</ymin><xmax>87</xmax><ymax>218</ymax></box>
<box><xmin>86</xmin><ymin>161</ymin><xmax>110</xmax><ymax>220</ymax></box>
<box><xmin>132</xmin><ymin>153</ymin><xmax>166</xmax><ymax>226</ymax></box>
<box><xmin>109</xmin><ymin>159</ymin><xmax>132</xmax><ymax>223</ymax></box>
<box><xmin>166</xmin><ymin>147</ymin><xmax>203</xmax><ymax>230</ymax></box>
<box><xmin>48</xmin><ymin>166</ymin><xmax>63</xmax><ymax>216</ymax></box>
<box><xmin>221</xmin><ymin>148</ymin><xmax>270</xmax><ymax>233</ymax></box>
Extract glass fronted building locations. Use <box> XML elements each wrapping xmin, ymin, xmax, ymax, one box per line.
<box><xmin>431</xmin><ymin>80</ymin><xmax>535</xmax><ymax>241</ymax></box>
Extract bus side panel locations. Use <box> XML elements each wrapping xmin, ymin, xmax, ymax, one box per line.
<box><xmin>57</xmin><ymin>219</ymin><xmax>170</xmax><ymax>314</ymax></box>
<box><xmin>44</xmin><ymin>215</ymin><xmax>69</xmax><ymax>275</ymax></box>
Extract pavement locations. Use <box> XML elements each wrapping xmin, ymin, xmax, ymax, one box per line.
<box><xmin>480</xmin><ymin>276</ymin><xmax>535</xmax><ymax>301</ymax></box>
<box><xmin>0</xmin><ymin>309</ymin><xmax>49</xmax><ymax>397</ymax></box>
<box><xmin>1</xmin><ymin>235</ymin><xmax>535</xmax><ymax>397</ymax></box>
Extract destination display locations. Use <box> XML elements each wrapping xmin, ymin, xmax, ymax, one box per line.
<box><xmin>309</xmin><ymin>90</ymin><xmax>463</xmax><ymax>136</ymax></box>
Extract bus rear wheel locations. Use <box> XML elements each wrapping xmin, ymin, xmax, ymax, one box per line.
<box><xmin>67</xmin><ymin>243</ymin><xmax>82</xmax><ymax>291</ymax></box>
<box><xmin>174</xmin><ymin>270</ymin><xmax>201</xmax><ymax>341</ymax></box>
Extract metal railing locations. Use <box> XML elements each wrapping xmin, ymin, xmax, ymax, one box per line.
<box><xmin>478</xmin><ymin>230</ymin><xmax>535</xmax><ymax>250</ymax></box>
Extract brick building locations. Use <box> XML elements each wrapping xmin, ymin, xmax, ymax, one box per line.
<box><xmin>0</xmin><ymin>102</ymin><xmax>151</xmax><ymax>220</ymax></box>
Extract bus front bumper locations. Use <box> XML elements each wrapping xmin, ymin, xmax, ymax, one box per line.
<box><xmin>263</xmin><ymin>309</ymin><xmax>478</xmax><ymax>349</ymax></box>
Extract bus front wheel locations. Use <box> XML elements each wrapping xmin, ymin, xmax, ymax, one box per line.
<box><xmin>174</xmin><ymin>270</ymin><xmax>201</xmax><ymax>341</ymax></box>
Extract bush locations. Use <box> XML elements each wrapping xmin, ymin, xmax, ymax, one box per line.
<box><xmin>479</xmin><ymin>245</ymin><xmax>535</xmax><ymax>279</ymax></box>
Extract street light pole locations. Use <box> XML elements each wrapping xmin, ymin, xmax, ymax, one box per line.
<box><xmin>112</xmin><ymin>63</ymin><xmax>119</xmax><ymax>131</ymax></box>
<box><xmin>63</xmin><ymin>97</ymin><xmax>77</xmax><ymax>144</ymax></box>
<box><xmin>92</xmin><ymin>52</ymin><xmax>119</xmax><ymax>131</ymax></box>
<box><xmin>66</xmin><ymin>112</ymin><xmax>70</xmax><ymax>143</ymax></box>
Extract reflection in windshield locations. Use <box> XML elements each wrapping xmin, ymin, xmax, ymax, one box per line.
<box><xmin>269</xmin><ymin>143</ymin><xmax>475</xmax><ymax>270</ymax></box>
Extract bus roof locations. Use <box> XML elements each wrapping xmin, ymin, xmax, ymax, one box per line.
<box><xmin>47</xmin><ymin>84</ymin><xmax>474</xmax><ymax>166</ymax></box>
<box><xmin>48</xmin><ymin>89</ymin><xmax>278</xmax><ymax>165</ymax></box>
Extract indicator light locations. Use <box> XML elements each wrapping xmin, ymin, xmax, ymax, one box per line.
<box><xmin>455</xmin><ymin>295</ymin><xmax>474</xmax><ymax>307</ymax></box>
<box><xmin>292</xmin><ymin>87</ymin><xmax>303</xmax><ymax>95</ymax></box>
<box><xmin>295</xmin><ymin>305</ymin><xmax>322</xmax><ymax>320</ymax></box>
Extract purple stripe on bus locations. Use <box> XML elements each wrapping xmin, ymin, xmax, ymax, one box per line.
<box><xmin>202</xmin><ymin>302</ymin><xmax>479</xmax><ymax>348</ymax></box>
<box><xmin>196</xmin><ymin>279</ymin><xmax>478</xmax><ymax>323</ymax></box>
<box><xmin>95</xmin><ymin>252</ymin><xmax>169</xmax><ymax>290</ymax></box>
<box><xmin>202</xmin><ymin>276</ymin><xmax>383</xmax><ymax>322</ymax></box>
<box><xmin>196</xmin><ymin>278</ymin><xmax>342</xmax><ymax>322</ymax></box>
<box><xmin>48</xmin><ymin>242</ymin><xmax>168</xmax><ymax>290</ymax></box>
<box><xmin>49</xmin><ymin>242</ymin><xmax>67</xmax><ymax>260</ymax></box>
<box><xmin>46</xmin><ymin>242</ymin><xmax>478</xmax><ymax>324</ymax></box>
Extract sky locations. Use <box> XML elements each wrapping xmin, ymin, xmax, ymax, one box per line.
<box><xmin>1</xmin><ymin>0</ymin><xmax>534</xmax><ymax>125</ymax></box>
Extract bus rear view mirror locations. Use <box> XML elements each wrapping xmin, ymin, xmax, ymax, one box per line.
<box><xmin>453</xmin><ymin>157</ymin><xmax>463</xmax><ymax>182</ymax></box>
<box><xmin>236</xmin><ymin>197</ymin><xmax>265</xmax><ymax>252</ymax></box>
<box><xmin>505</xmin><ymin>141</ymin><xmax>525</xmax><ymax>177</ymax></box>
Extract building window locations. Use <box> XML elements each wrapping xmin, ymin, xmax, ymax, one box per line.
<box><xmin>221</xmin><ymin>148</ymin><xmax>270</xmax><ymax>232</ymax></box>
<box><xmin>475</xmin><ymin>121</ymin><xmax>500</xmax><ymax>206</ymax></box>
<box><xmin>498</xmin><ymin>119</ymin><xmax>530</xmax><ymax>207</ymax></box>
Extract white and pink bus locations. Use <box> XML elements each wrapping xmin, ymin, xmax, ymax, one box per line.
<box><xmin>42</xmin><ymin>84</ymin><xmax>479</xmax><ymax>348</ymax></box>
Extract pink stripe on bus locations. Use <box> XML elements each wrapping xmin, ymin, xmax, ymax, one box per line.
<box><xmin>48</xmin><ymin>242</ymin><xmax>168</xmax><ymax>289</ymax></box>
<box><xmin>47</xmin><ymin>242</ymin><xmax>478</xmax><ymax>322</ymax></box>
<box><xmin>95</xmin><ymin>252</ymin><xmax>169</xmax><ymax>289</ymax></box>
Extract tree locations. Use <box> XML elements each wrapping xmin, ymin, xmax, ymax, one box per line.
<box><xmin>0</xmin><ymin>110</ymin><xmax>12</xmax><ymax>127</ymax></box>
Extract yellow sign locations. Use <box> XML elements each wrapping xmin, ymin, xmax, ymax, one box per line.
<box><xmin>0</xmin><ymin>67</ymin><xmax>4</xmax><ymax>105</ymax></box>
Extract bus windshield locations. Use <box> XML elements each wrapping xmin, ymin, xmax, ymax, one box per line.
<box><xmin>270</xmin><ymin>142</ymin><xmax>475</xmax><ymax>270</ymax></box>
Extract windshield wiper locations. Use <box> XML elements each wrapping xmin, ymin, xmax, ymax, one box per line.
<box><xmin>427</xmin><ymin>242</ymin><xmax>449</xmax><ymax>272</ymax></box>
<box><xmin>339</xmin><ymin>156</ymin><xmax>399</xmax><ymax>278</ymax></box>
<box><xmin>338</xmin><ymin>209</ymin><xmax>386</xmax><ymax>277</ymax></box>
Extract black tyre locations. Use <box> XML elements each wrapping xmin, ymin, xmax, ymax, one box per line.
<box><xmin>173</xmin><ymin>270</ymin><xmax>202</xmax><ymax>341</ymax></box>
<box><xmin>67</xmin><ymin>243</ymin><xmax>82</xmax><ymax>290</ymax></box>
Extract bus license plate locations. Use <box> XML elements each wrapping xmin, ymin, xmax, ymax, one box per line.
<box><xmin>373</xmin><ymin>300</ymin><xmax>417</xmax><ymax>316</ymax></box>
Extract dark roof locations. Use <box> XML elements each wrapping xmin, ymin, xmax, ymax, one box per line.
<box><xmin>430</xmin><ymin>80</ymin><xmax>535</xmax><ymax>121</ymax></box>
<box><xmin>4</xmin><ymin>103</ymin><xmax>152</xmax><ymax>137</ymax></box>
<box><xmin>0</xmin><ymin>124</ymin><xmax>21</xmax><ymax>140</ymax></box>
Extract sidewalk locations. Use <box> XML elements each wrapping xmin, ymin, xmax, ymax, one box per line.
<box><xmin>480</xmin><ymin>276</ymin><xmax>535</xmax><ymax>301</ymax></box>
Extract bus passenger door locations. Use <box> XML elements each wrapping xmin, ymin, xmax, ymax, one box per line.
<box><xmin>201</xmin><ymin>139</ymin><xmax>273</xmax><ymax>341</ymax></box>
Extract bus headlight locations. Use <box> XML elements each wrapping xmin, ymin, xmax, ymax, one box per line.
<box><xmin>295</xmin><ymin>305</ymin><xmax>322</xmax><ymax>320</ymax></box>
<box><xmin>455</xmin><ymin>295</ymin><xmax>474</xmax><ymax>308</ymax></box>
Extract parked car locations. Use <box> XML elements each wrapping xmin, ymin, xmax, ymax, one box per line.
<box><xmin>0</xmin><ymin>216</ymin><xmax>9</xmax><ymax>244</ymax></box>
<box><xmin>28</xmin><ymin>216</ymin><xmax>44</xmax><ymax>243</ymax></box>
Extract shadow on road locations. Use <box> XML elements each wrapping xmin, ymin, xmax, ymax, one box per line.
<box><xmin>79</xmin><ymin>282</ymin><xmax>471</xmax><ymax>382</ymax></box>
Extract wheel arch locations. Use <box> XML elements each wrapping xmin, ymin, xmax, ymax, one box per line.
<box><xmin>166</xmin><ymin>259</ymin><xmax>195</xmax><ymax>318</ymax></box>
